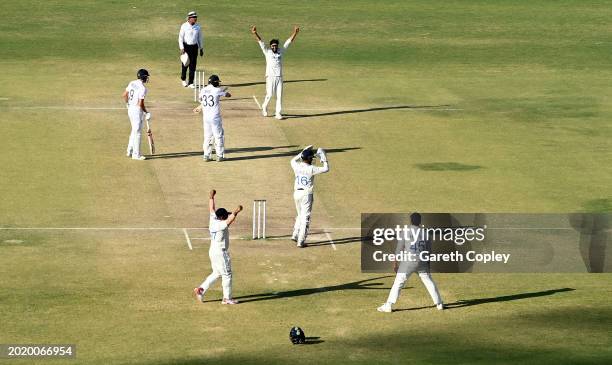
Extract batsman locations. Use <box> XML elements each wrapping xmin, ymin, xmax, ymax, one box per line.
<box><xmin>290</xmin><ymin>146</ymin><xmax>330</xmax><ymax>247</ymax></box>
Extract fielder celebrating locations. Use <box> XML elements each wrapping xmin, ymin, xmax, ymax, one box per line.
<box><xmin>122</xmin><ymin>69</ymin><xmax>151</xmax><ymax>161</ymax></box>
<box><xmin>178</xmin><ymin>11</ymin><xmax>204</xmax><ymax>88</ymax></box>
<box><xmin>193</xmin><ymin>75</ymin><xmax>231</xmax><ymax>162</ymax></box>
<box><xmin>291</xmin><ymin>146</ymin><xmax>329</xmax><ymax>247</ymax></box>
<box><xmin>377</xmin><ymin>213</ymin><xmax>445</xmax><ymax>313</ymax></box>
<box><xmin>194</xmin><ymin>189</ymin><xmax>243</xmax><ymax>305</ymax></box>
<box><xmin>251</xmin><ymin>25</ymin><xmax>300</xmax><ymax>120</ymax></box>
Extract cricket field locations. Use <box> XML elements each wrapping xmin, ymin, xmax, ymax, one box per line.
<box><xmin>0</xmin><ymin>1</ymin><xmax>611</xmax><ymax>364</ymax></box>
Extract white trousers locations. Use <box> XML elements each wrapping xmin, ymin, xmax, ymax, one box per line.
<box><xmin>386</xmin><ymin>271</ymin><xmax>443</xmax><ymax>306</ymax></box>
<box><xmin>262</xmin><ymin>76</ymin><xmax>283</xmax><ymax>116</ymax></box>
<box><xmin>199</xmin><ymin>248</ymin><xmax>233</xmax><ymax>299</ymax></box>
<box><xmin>127</xmin><ymin>108</ymin><xmax>143</xmax><ymax>158</ymax></box>
<box><xmin>203</xmin><ymin>118</ymin><xmax>224</xmax><ymax>158</ymax></box>
<box><xmin>292</xmin><ymin>190</ymin><xmax>313</xmax><ymax>244</ymax></box>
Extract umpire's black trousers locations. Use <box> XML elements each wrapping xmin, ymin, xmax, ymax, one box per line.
<box><xmin>181</xmin><ymin>43</ymin><xmax>199</xmax><ymax>84</ymax></box>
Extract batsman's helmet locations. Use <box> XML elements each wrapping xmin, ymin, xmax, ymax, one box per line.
<box><xmin>289</xmin><ymin>327</ymin><xmax>306</xmax><ymax>344</ymax></box>
<box><xmin>137</xmin><ymin>69</ymin><xmax>150</xmax><ymax>83</ymax></box>
<box><xmin>301</xmin><ymin>147</ymin><xmax>315</xmax><ymax>161</ymax></box>
<box><xmin>215</xmin><ymin>208</ymin><xmax>230</xmax><ymax>220</ymax></box>
<box><xmin>208</xmin><ymin>74</ymin><xmax>221</xmax><ymax>87</ymax></box>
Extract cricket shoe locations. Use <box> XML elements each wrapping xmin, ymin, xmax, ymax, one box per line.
<box><xmin>188</xmin><ymin>84</ymin><xmax>196</xmax><ymax>89</ymax></box>
<box><xmin>216</xmin><ymin>156</ymin><xmax>225</xmax><ymax>162</ymax></box>
<box><xmin>182</xmin><ymin>80</ymin><xmax>188</xmax><ymax>87</ymax></box>
<box><xmin>193</xmin><ymin>287</ymin><xmax>204</xmax><ymax>302</ymax></box>
<box><xmin>132</xmin><ymin>156</ymin><xmax>146</xmax><ymax>161</ymax></box>
<box><xmin>262</xmin><ymin>110</ymin><xmax>268</xmax><ymax>117</ymax></box>
<box><xmin>297</xmin><ymin>242</ymin><xmax>307</xmax><ymax>248</ymax></box>
<box><xmin>203</xmin><ymin>155</ymin><xmax>212</xmax><ymax>162</ymax></box>
<box><xmin>275</xmin><ymin>114</ymin><xmax>284</xmax><ymax>120</ymax></box>
<box><xmin>377</xmin><ymin>303</ymin><xmax>392</xmax><ymax>313</ymax></box>
<box><xmin>126</xmin><ymin>151</ymin><xmax>132</xmax><ymax>157</ymax></box>
<box><xmin>437</xmin><ymin>303</ymin><xmax>445</xmax><ymax>310</ymax></box>
<box><xmin>221</xmin><ymin>298</ymin><xmax>239</xmax><ymax>305</ymax></box>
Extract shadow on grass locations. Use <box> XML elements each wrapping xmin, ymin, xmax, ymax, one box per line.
<box><xmin>223</xmin><ymin>147</ymin><xmax>360</xmax><ymax>162</ymax></box>
<box><xmin>203</xmin><ymin>276</ymin><xmax>396</xmax><ymax>304</ymax></box>
<box><xmin>394</xmin><ymin>288</ymin><xmax>576</xmax><ymax>312</ymax></box>
<box><xmin>146</xmin><ymin>145</ymin><xmax>298</xmax><ymax>160</ymax></box>
<box><xmin>415</xmin><ymin>162</ymin><xmax>483</xmax><ymax>171</ymax></box>
<box><xmin>307</xmin><ymin>236</ymin><xmax>365</xmax><ymax>247</ymax></box>
<box><xmin>283</xmin><ymin>104</ymin><xmax>452</xmax><ymax>119</ymax></box>
<box><xmin>225</xmin><ymin>78</ymin><xmax>327</xmax><ymax>87</ymax></box>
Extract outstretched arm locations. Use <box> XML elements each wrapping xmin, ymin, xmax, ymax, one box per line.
<box><xmin>289</xmin><ymin>25</ymin><xmax>300</xmax><ymax>42</ymax></box>
<box><xmin>226</xmin><ymin>205</ymin><xmax>243</xmax><ymax>226</ymax></box>
<box><xmin>251</xmin><ymin>25</ymin><xmax>262</xmax><ymax>42</ymax></box>
<box><xmin>209</xmin><ymin>189</ymin><xmax>216</xmax><ymax>214</ymax></box>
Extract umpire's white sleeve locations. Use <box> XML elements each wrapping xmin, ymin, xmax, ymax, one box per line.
<box><xmin>198</xmin><ymin>29</ymin><xmax>204</xmax><ymax>50</ymax></box>
<box><xmin>178</xmin><ymin>25</ymin><xmax>185</xmax><ymax>50</ymax></box>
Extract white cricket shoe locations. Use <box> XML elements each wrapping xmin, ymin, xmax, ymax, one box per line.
<box><xmin>221</xmin><ymin>298</ymin><xmax>239</xmax><ymax>305</ymax></box>
<box><xmin>132</xmin><ymin>156</ymin><xmax>146</xmax><ymax>161</ymax></box>
<box><xmin>188</xmin><ymin>84</ymin><xmax>196</xmax><ymax>89</ymax></box>
<box><xmin>377</xmin><ymin>303</ymin><xmax>392</xmax><ymax>313</ymax></box>
<box><xmin>193</xmin><ymin>287</ymin><xmax>204</xmax><ymax>302</ymax></box>
<box><xmin>275</xmin><ymin>114</ymin><xmax>284</xmax><ymax>120</ymax></box>
<box><xmin>437</xmin><ymin>303</ymin><xmax>445</xmax><ymax>310</ymax></box>
<box><xmin>203</xmin><ymin>155</ymin><xmax>212</xmax><ymax>162</ymax></box>
<box><xmin>126</xmin><ymin>151</ymin><xmax>132</xmax><ymax>157</ymax></box>
<box><xmin>182</xmin><ymin>80</ymin><xmax>188</xmax><ymax>87</ymax></box>
<box><xmin>297</xmin><ymin>241</ymin><xmax>307</xmax><ymax>248</ymax></box>
<box><xmin>262</xmin><ymin>109</ymin><xmax>268</xmax><ymax>117</ymax></box>
<box><xmin>216</xmin><ymin>156</ymin><xmax>224</xmax><ymax>162</ymax></box>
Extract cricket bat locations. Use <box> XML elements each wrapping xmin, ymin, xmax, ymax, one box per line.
<box><xmin>146</xmin><ymin>119</ymin><xmax>155</xmax><ymax>155</ymax></box>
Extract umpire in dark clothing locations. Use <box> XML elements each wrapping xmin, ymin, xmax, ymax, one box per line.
<box><xmin>178</xmin><ymin>11</ymin><xmax>204</xmax><ymax>88</ymax></box>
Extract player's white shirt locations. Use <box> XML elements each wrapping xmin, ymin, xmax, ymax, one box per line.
<box><xmin>125</xmin><ymin>79</ymin><xmax>147</xmax><ymax>110</ymax></box>
<box><xmin>396</xmin><ymin>225</ymin><xmax>430</xmax><ymax>256</ymax></box>
<box><xmin>258</xmin><ymin>39</ymin><xmax>291</xmax><ymax>77</ymax></box>
<box><xmin>209</xmin><ymin>213</ymin><xmax>229</xmax><ymax>251</ymax></box>
<box><xmin>291</xmin><ymin>153</ymin><xmax>329</xmax><ymax>193</ymax></box>
<box><xmin>199</xmin><ymin>85</ymin><xmax>229</xmax><ymax>122</ymax></box>
<box><xmin>178</xmin><ymin>21</ymin><xmax>203</xmax><ymax>49</ymax></box>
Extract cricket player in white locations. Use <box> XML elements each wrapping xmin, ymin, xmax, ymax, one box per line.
<box><xmin>251</xmin><ymin>25</ymin><xmax>300</xmax><ymax>120</ymax></box>
<box><xmin>194</xmin><ymin>189</ymin><xmax>243</xmax><ymax>305</ymax></box>
<box><xmin>122</xmin><ymin>69</ymin><xmax>151</xmax><ymax>161</ymax></box>
<box><xmin>291</xmin><ymin>145</ymin><xmax>329</xmax><ymax>247</ymax></box>
<box><xmin>378</xmin><ymin>213</ymin><xmax>444</xmax><ymax>313</ymax></box>
<box><xmin>193</xmin><ymin>75</ymin><xmax>231</xmax><ymax>162</ymax></box>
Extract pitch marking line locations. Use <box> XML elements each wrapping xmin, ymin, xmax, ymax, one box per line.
<box><xmin>183</xmin><ymin>228</ymin><xmax>193</xmax><ymax>250</ymax></box>
<box><xmin>325</xmin><ymin>232</ymin><xmax>337</xmax><ymax>251</ymax></box>
<box><xmin>252</xmin><ymin>95</ymin><xmax>262</xmax><ymax>110</ymax></box>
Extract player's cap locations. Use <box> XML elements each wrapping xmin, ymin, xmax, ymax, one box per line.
<box><xmin>187</xmin><ymin>11</ymin><xmax>198</xmax><ymax>18</ymax></box>
<box><xmin>215</xmin><ymin>208</ymin><xmax>230</xmax><ymax>220</ymax></box>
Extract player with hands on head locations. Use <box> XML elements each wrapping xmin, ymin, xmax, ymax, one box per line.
<box><xmin>290</xmin><ymin>145</ymin><xmax>330</xmax><ymax>247</ymax></box>
<box><xmin>193</xmin><ymin>74</ymin><xmax>231</xmax><ymax>162</ymax></box>
<box><xmin>122</xmin><ymin>69</ymin><xmax>150</xmax><ymax>160</ymax></box>
<box><xmin>251</xmin><ymin>25</ymin><xmax>300</xmax><ymax>120</ymax></box>
<box><xmin>194</xmin><ymin>189</ymin><xmax>243</xmax><ymax>305</ymax></box>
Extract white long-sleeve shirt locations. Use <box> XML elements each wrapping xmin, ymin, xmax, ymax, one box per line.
<box><xmin>178</xmin><ymin>22</ymin><xmax>203</xmax><ymax>50</ymax></box>
<box><xmin>291</xmin><ymin>152</ymin><xmax>329</xmax><ymax>193</ymax></box>
<box><xmin>258</xmin><ymin>39</ymin><xmax>292</xmax><ymax>77</ymax></box>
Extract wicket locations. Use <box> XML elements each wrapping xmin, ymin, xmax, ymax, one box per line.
<box><xmin>194</xmin><ymin>69</ymin><xmax>205</xmax><ymax>102</ymax></box>
<box><xmin>252</xmin><ymin>200</ymin><xmax>267</xmax><ymax>239</ymax></box>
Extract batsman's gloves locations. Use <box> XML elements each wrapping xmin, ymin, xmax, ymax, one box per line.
<box><xmin>317</xmin><ymin>148</ymin><xmax>327</xmax><ymax>162</ymax></box>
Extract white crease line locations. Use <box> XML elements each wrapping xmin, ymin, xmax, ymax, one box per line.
<box><xmin>183</xmin><ymin>228</ymin><xmax>193</xmax><ymax>250</ymax></box>
<box><xmin>325</xmin><ymin>232</ymin><xmax>337</xmax><ymax>251</ymax></box>
<box><xmin>252</xmin><ymin>95</ymin><xmax>262</xmax><ymax>110</ymax></box>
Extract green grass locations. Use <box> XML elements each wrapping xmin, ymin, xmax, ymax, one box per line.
<box><xmin>0</xmin><ymin>0</ymin><xmax>611</xmax><ymax>364</ymax></box>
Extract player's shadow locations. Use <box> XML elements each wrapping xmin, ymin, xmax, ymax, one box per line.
<box><xmin>307</xmin><ymin>235</ymin><xmax>366</xmax><ymax>247</ymax></box>
<box><xmin>225</xmin><ymin>78</ymin><xmax>327</xmax><ymax>87</ymax></box>
<box><xmin>203</xmin><ymin>276</ymin><xmax>397</xmax><ymax>304</ymax></box>
<box><xmin>146</xmin><ymin>145</ymin><xmax>298</xmax><ymax>160</ymax></box>
<box><xmin>393</xmin><ymin>288</ymin><xmax>576</xmax><ymax>312</ymax></box>
<box><xmin>223</xmin><ymin>146</ymin><xmax>360</xmax><ymax>162</ymax></box>
<box><xmin>303</xmin><ymin>336</ymin><xmax>324</xmax><ymax>345</ymax></box>
<box><xmin>283</xmin><ymin>104</ymin><xmax>454</xmax><ymax>119</ymax></box>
